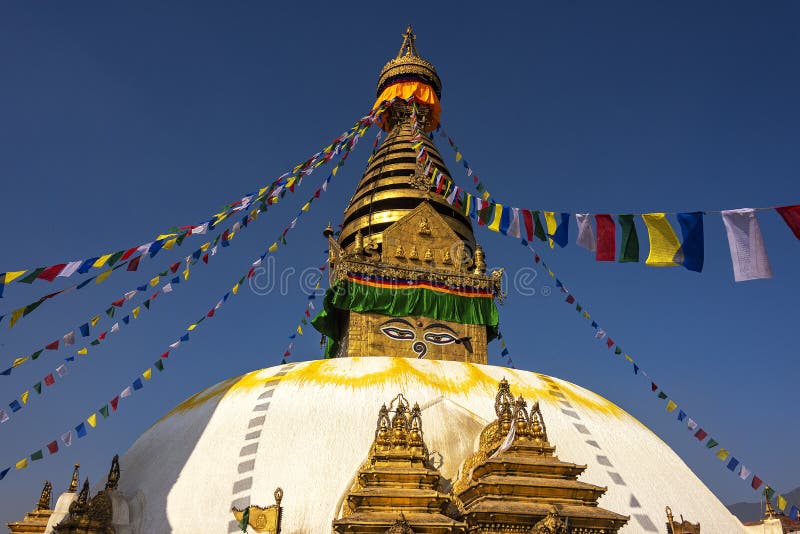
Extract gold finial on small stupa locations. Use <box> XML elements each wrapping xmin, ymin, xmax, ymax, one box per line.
<box><xmin>68</xmin><ymin>464</ymin><xmax>80</xmax><ymax>493</ymax></box>
<box><xmin>37</xmin><ymin>480</ymin><xmax>52</xmax><ymax>511</ymax></box>
<box><xmin>323</xmin><ymin>222</ymin><xmax>334</xmax><ymax>239</ymax></box>
<box><xmin>764</xmin><ymin>486</ymin><xmax>779</xmax><ymax>519</ymax></box>
<box><xmin>474</xmin><ymin>244</ymin><xmax>487</xmax><ymax>274</ymax></box>
<box><xmin>397</xmin><ymin>25</ymin><xmax>419</xmax><ymax>58</ymax></box>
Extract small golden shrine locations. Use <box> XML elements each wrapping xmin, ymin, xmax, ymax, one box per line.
<box><xmin>52</xmin><ymin>455</ymin><xmax>121</xmax><ymax>534</ymax></box>
<box><xmin>6</xmin><ymin>480</ymin><xmax>53</xmax><ymax>534</ymax></box>
<box><xmin>451</xmin><ymin>379</ymin><xmax>629</xmax><ymax>533</ymax></box>
<box><xmin>333</xmin><ymin>394</ymin><xmax>467</xmax><ymax>533</ymax></box>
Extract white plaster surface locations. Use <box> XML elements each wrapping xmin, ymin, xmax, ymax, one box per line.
<box><xmin>118</xmin><ymin>357</ymin><xmax>746</xmax><ymax>533</ymax></box>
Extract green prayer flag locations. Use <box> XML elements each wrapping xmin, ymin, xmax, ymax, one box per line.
<box><xmin>478</xmin><ymin>203</ymin><xmax>494</xmax><ymax>225</ymax></box>
<box><xmin>301</xmin><ymin>318</ymin><xmax>308</xmax><ymax>325</ymax></box>
<box><xmin>31</xmin><ymin>350</ymin><xmax>43</xmax><ymax>361</ymax></box>
<box><xmin>33</xmin><ymin>382</ymin><xmax>42</xmax><ymax>394</ymax></box>
<box><xmin>19</xmin><ymin>268</ymin><xmax>45</xmax><ymax>284</ymax></box>
<box><xmin>706</xmin><ymin>438</ymin><xmax>719</xmax><ymax>449</ymax></box>
<box><xmin>657</xmin><ymin>391</ymin><xmax>668</xmax><ymax>399</ymax></box>
<box><xmin>532</xmin><ymin>211</ymin><xmax>547</xmax><ymax>241</ymax></box>
<box><xmin>99</xmin><ymin>405</ymin><xmax>110</xmax><ymax>419</ymax></box>
<box><xmin>30</xmin><ymin>449</ymin><xmax>43</xmax><ymax>461</ymax></box>
<box><xmin>614</xmin><ymin>346</ymin><xmax>622</xmax><ymax>355</ymax></box>
<box><xmin>107</xmin><ymin>251</ymin><xmax>125</xmax><ymax>266</ymax></box>
<box><xmin>576</xmin><ymin>304</ymin><xmax>582</xmax><ymax>312</ymax></box>
<box><xmin>765</xmin><ymin>486</ymin><xmax>776</xmax><ymax>500</ymax></box>
<box><xmin>617</xmin><ymin>214</ymin><xmax>640</xmax><ymax>262</ymax></box>
<box><xmin>159</xmin><ymin>270</ymin><xmax>168</xmax><ymax>277</ymax></box>
<box><xmin>143</xmin><ymin>300</ymin><xmax>151</xmax><ymax>309</ymax></box>
<box><xmin>176</xmin><ymin>233</ymin><xmax>187</xmax><ymax>246</ymax></box>
<box><xmin>154</xmin><ymin>360</ymin><xmax>164</xmax><ymax>371</ymax></box>
<box><xmin>23</xmin><ymin>301</ymin><xmax>44</xmax><ymax>316</ymax></box>
<box><xmin>238</xmin><ymin>507</ymin><xmax>250</xmax><ymax>532</ymax></box>
<box><xmin>90</xmin><ymin>340</ymin><xmax>100</xmax><ymax>346</ymax></box>
<box><xmin>106</xmin><ymin>307</ymin><xmax>115</xmax><ymax>318</ymax></box>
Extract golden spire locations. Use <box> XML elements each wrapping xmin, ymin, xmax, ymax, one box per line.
<box><xmin>105</xmin><ymin>454</ymin><xmax>121</xmax><ymax>491</ymax></box>
<box><xmin>68</xmin><ymin>463</ymin><xmax>80</xmax><ymax>493</ymax></box>
<box><xmin>37</xmin><ymin>480</ymin><xmax>52</xmax><ymax>511</ymax></box>
<box><xmin>397</xmin><ymin>25</ymin><xmax>419</xmax><ymax>58</ymax></box>
<box><xmin>764</xmin><ymin>486</ymin><xmax>779</xmax><ymax>519</ymax></box>
<box><xmin>377</xmin><ymin>25</ymin><xmax>441</xmax><ymax>98</ymax></box>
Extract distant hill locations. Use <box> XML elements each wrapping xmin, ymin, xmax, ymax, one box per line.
<box><xmin>728</xmin><ymin>487</ymin><xmax>800</xmax><ymax>523</ymax></box>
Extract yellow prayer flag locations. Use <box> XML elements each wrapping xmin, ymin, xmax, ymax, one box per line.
<box><xmin>286</xmin><ymin>177</ymin><xmax>296</xmax><ymax>188</ymax></box>
<box><xmin>9</xmin><ymin>308</ymin><xmax>25</xmax><ymax>328</ymax></box>
<box><xmin>21</xmin><ymin>391</ymin><xmax>29</xmax><ymax>404</ymax></box>
<box><xmin>487</xmin><ymin>204</ymin><xmax>504</xmax><ymax>232</ymax></box>
<box><xmin>544</xmin><ymin>211</ymin><xmax>557</xmax><ymax>248</ymax></box>
<box><xmin>3</xmin><ymin>270</ymin><xmax>28</xmax><ymax>284</ymax></box>
<box><xmin>716</xmin><ymin>448</ymin><xmax>729</xmax><ymax>461</ymax></box>
<box><xmin>624</xmin><ymin>354</ymin><xmax>634</xmax><ymax>362</ymax></box>
<box><xmin>301</xmin><ymin>202</ymin><xmax>310</xmax><ymax>212</ymax></box>
<box><xmin>258</xmin><ymin>186</ymin><xmax>269</xmax><ymax>196</ymax></box>
<box><xmin>162</xmin><ymin>238</ymin><xmax>178</xmax><ymax>250</ymax></box>
<box><xmin>132</xmin><ymin>307</ymin><xmax>140</xmax><ymax>319</ymax></box>
<box><xmin>268</xmin><ymin>243</ymin><xmax>278</xmax><ymax>253</ymax></box>
<box><xmin>91</xmin><ymin>315</ymin><xmax>100</xmax><ymax>327</ymax></box>
<box><xmin>464</xmin><ymin>194</ymin><xmax>471</xmax><ymax>216</ymax></box>
<box><xmin>187</xmin><ymin>324</ymin><xmax>197</xmax><ymax>331</ymax></box>
<box><xmin>297</xmin><ymin>325</ymin><xmax>303</xmax><ymax>335</ymax></box>
<box><xmin>547</xmin><ymin>269</ymin><xmax>554</xmax><ymax>278</ymax></box>
<box><xmin>642</xmin><ymin>213</ymin><xmax>683</xmax><ymax>267</ymax></box>
<box><xmin>77</xmin><ymin>348</ymin><xmax>88</xmax><ymax>355</ymax></box>
<box><xmin>200</xmin><ymin>242</ymin><xmax>210</xmax><ymax>252</ymax></box>
<box><xmin>15</xmin><ymin>458</ymin><xmax>28</xmax><ymax>470</ymax></box>
<box><xmin>149</xmin><ymin>277</ymin><xmax>160</xmax><ymax>287</ymax></box>
<box><xmin>143</xmin><ymin>368</ymin><xmax>152</xmax><ymax>380</ymax></box>
<box><xmin>92</xmin><ymin>254</ymin><xmax>113</xmax><ymax>268</ymax></box>
<box><xmin>12</xmin><ymin>357</ymin><xmax>28</xmax><ymax>368</ymax></box>
<box><xmin>156</xmin><ymin>233</ymin><xmax>177</xmax><ymax>240</ymax></box>
<box><xmin>582</xmin><ymin>311</ymin><xmax>591</xmax><ymax>319</ymax></box>
<box><xmin>482</xmin><ymin>191</ymin><xmax>490</xmax><ymax>200</ymax></box>
<box><xmin>455</xmin><ymin>152</ymin><xmax>462</xmax><ymax>162</ymax></box>
<box><xmin>183</xmin><ymin>269</ymin><xmax>190</xmax><ymax>281</ymax></box>
<box><xmin>87</xmin><ymin>413</ymin><xmax>97</xmax><ymax>428</ymax></box>
<box><xmin>95</xmin><ymin>269</ymin><xmax>113</xmax><ymax>284</ymax></box>
<box><xmin>778</xmin><ymin>495</ymin><xmax>788</xmax><ymax>511</ymax></box>
<box><xmin>232</xmin><ymin>283</ymin><xmax>240</xmax><ymax>295</ymax></box>
<box><xmin>332</xmin><ymin>166</ymin><xmax>339</xmax><ymax>176</ymax></box>
<box><xmin>666</xmin><ymin>400</ymin><xmax>677</xmax><ymax>412</ymax></box>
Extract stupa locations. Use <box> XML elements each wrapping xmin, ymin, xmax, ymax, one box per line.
<box><xmin>14</xmin><ymin>26</ymin><xmax>749</xmax><ymax>533</ymax></box>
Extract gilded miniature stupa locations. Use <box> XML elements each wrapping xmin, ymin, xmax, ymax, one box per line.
<box><xmin>9</xmin><ymin>25</ymin><xmax>752</xmax><ymax>534</ymax></box>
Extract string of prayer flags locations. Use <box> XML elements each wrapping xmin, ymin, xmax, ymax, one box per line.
<box><xmin>721</xmin><ymin>208</ymin><xmax>773</xmax><ymax>282</ymax></box>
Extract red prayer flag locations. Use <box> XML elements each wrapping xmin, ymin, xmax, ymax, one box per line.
<box><xmin>522</xmin><ymin>210</ymin><xmax>534</xmax><ymax>241</ymax></box>
<box><xmin>120</xmin><ymin>247</ymin><xmax>139</xmax><ymax>261</ymax></box>
<box><xmin>752</xmin><ymin>476</ymin><xmax>763</xmax><ymax>490</ymax></box>
<box><xmin>694</xmin><ymin>429</ymin><xmax>708</xmax><ymax>441</ymax></box>
<box><xmin>305</xmin><ymin>309</ymin><xmax>311</xmax><ymax>318</ymax></box>
<box><xmin>45</xmin><ymin>340</ymin><xmax>59</xmax><ymax>350</ymax></box>
<box><xmin>202</xmin><ymin>253</ymin><xmax>209</xmax><ymax>264</ymax></box>
<box><xmin>169</xmin><ymin>262</ymin><xmax>180</xmax><ymax>274</ymax></box>
<box><xmin>776</xmin><ymin>205</ymin><xmax>800</xmax><ymax>240</ymax></box>
<box><xmin>651</xmin><ymin>382</ymin><xmax>658</xmax><ymax>392</ymax></box>
<box><xmin>534</xmin><ymin>254</ymin><xmax>540</xmax><ymax>264</ymax></box>
<box><xmin>606</xmin><ymin>338</ymin><xmax>614</xmax><ymax>348</ymax></box>
<box><xmin>111</xmin><ymin>297</ymin><xmax>125</xmax><ymax>307</ymax></box>
<box><xmin>565</xmin><ymin>294</ymin><xmax>575</xmax><ymax>304</ymax></box>
<box><xmin>110</xmin><ymin>396</ymin><xmax>119</xmax><ymax>411</ymax></box>
<box><xmin>314</xmin><ymin>189</ymin><xmax>321</xmax><ymax>199</ymax></box>
<box><xmin>595</xmin><ymin>214</ymin><xmax>616</xmax><ymax>261</ymax></box>
<box><xmin>283</xmin><ymin>351</ymin><xmax>291</xmax><ymax>357</ymax></box>
<box><xmin>47</xmin><ymin>440</ymin><xmax>59</xmax><ymax>454</ymax></box>
<box><xmin>206</xmin><ymin>309</ymin><xmax>215</xmax><ymax>318</ymax></box>
<box><xmin>38</xmin><ymin>264</ymin><xmax>67</xmax><ymax>282</ymax></box>
<box><xmin>44</xmin><ymin>373</ymin><xmax>55</xmax><ymax>386</ymax></box>
<box><xmin>126</xmin><ymin>255</ymin><xmax>142</xmax><ymax>271</ymax></box>
<box><xmin>98</xmin><ymin>331</ymin><xmax>107</xmax><ymax>341</ymax></box>
<box><xmin>247</xmin><ymin>267</ymin><xmax>255</xmax><ymax>279</ymax></box>
<box><xmin>160</xmin><ymin>351</ymin><xmax>169</xmax><ymax>359</ymax></box>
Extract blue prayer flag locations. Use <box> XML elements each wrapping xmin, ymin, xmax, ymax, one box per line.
<box><xmin>790</xmin><ymin>505</ymin><xmax>799</xmax><ymax>520</ymax></box>
<box><xmin>79</xmin><ymin>323</ymin><xmax>90</xmax><ymax>337</ymax></box>
<box><xmin>0</xmin><ymin>467</ymin><xmax>9</xmax><ymax>480</ymax></box>
<box><xmin>180</xmin><ymin>333</ymin><xmax>189</xmax><ymax>342</ymax></box>
<box><xmin>499</xmin><ymin>206</ymin><xmax>511</xmax><ymax>235</ymax></box>
<box><xmin>501</xmin><ymin>348</ymin><xmax>509</xmax><ymax>356</ymax></box>
<box><xmin>132</xmin><ymin>378</ymin><xmax>143</xmax><ymax>391</ymax></box>
<box><xmin>75</xmin><ymin>423</ymin><xmax>87</xmax><ymax>438</ymax></box>
<box><xmin>591</xmin><ymin>321</ymin><xmax>598</xmax><ymax>328</ymax></box>
<box><xmin>76</xmin><ymin>277</ymin><xmax>95</xmax><ymax>290</ymax></box>
<box><xmin>727</xmin><ymin>457</ymin><xmax>740</xmax><ymax>471</ymax></box>
<box><xmin>633</xmin><ymin>364</ymin><xmax>639</xmax><ymax>374</ymax></box>
<box><xmin>148</xmin><ymin>240</ymin><xmax>164</xmax><ymax>258</ymax></box>
<box><xmin>122</xmin><ymin>316</ymin><xmax>130</xmax><ymax>325</ymax></box>
<box><xmin>677</xmin><ymin>212</ymin><xmax>704</xmax><ymax>273</ymax></box>
<box><xmin>0</xmin><ymin>368</ymin><xmax>12</xmax><ymax>376</ymax></box>
<box><xmin>137</xmin><ymin>284</ymin><xmax>147</xmax><ymax>291</ymax></box>
<box><xmin>77</xmin><ymin>258</ymin><xmax>97</xmax><ymax>274</ymax></box>
<box><xmin>171</xmin><ymin>276</ymin><xmax>180</xmax><ymax>284</ymax></box>
<box><xmin>9</xmin><ymin>400</ymin><xmax>21</xmax><ymax>412</ymax></box>
<box><xmin>677</xmin><ymin>410</ymin><xmax>687</xmax><ymax>421</ymax></box>
<box><xmin>192</xmin><ymin>249</ymin><xmax>202</xmax><ymax>260</ymax></box>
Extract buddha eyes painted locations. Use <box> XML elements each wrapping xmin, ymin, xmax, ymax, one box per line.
<box><xmin>380</xmin><ymin>326</ymin><xmax>416</xmax><ymax>340</ymax></box>
<box><xmin>423</xmin><ymin>332</ymin><xmax>458</xmax><ymax>345</ymax></box>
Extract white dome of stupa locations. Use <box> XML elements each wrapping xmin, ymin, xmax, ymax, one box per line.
<box><xmin>115</xmin><ymin>356</ymin><xmax>746</xmax><ymax>533</ymax></box>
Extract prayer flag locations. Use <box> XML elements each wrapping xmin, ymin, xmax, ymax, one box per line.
<box><xmin>95</xmin><ymin>269</ymin><xmax>113</xmax><ymax>284</ymax></box>
<box><xmin>677</xmin><ymin>212</ymin><xmax>704</xmax><ymax>272</ymax></box>
<box><xmin>617</xmin><ymin>214</ymin><xmax>639</xmax><ymax>262</ymax></box>
<box><xmin>544</xmin><ymin>212</ymin><xmax>569</xmax><ymax>248</ymax></box>
<box><xmin>705</xmin><ymin>438</ymin><xmax>718</xmax><ymax>449</ymax></box>
<box><xmin>575</xmin><ymin>213</ymin><xmax>596</xmax><ymax>252</ymax></box>
<box><xmin>87</xmin><ymin>413</ymin><xmax>97</xmax><ymax>427</ymax></box>
<box><xmin>694</xmin><ymin>429</ymin><xmax>707</xmax><ymax>441</ymax></box>
<box><xmin>44</xmin><ymin>374</ymin><xmax>55</xmax><ymax>386</ymax></box>
<box><xmin>751</xmin><ymin>476</ymin><xmax>763</xmax><ymax>490</ymax></box>
<box><xmin>3</xmin><ymin>270</ymin><xmax>28</xmax><ymax>284</ymax></box>
<box><xmin>727</xmin><ymin>457</ymin><xmax>739</xmax><ymax>471</ymax></box>
<box><xmin>721</xmin><ymin>208</ymin><xmax>773</xmax><ymax>281</ymax></box>
<box><xmin>739</xmin><ymin>465</ymin><xmax>751</xmax><ymax>480</ymax></box>
<box><xmin>91</xmin><ymin>315</ymin><xmax>100</xmax><ymax>327</ymax></box>
<box><xmin>657</xmin><ymin>391</ymin><xmax>668</xmax><ymax>399</ymax></box>
<box><xmin>133</xmin><ymin>378</ymin><xmax>143</xmax><ymax>390</ymax></box>
<box><xmin>487</xmin><ymin>204</ymin><xmax>503</xmax><ymax>232</ymax></box>
<box><xmin>110</xmin><ymin>397</ymin><xmax>119</xmax><ymax>411</ymax></box>
<box><xmin>778</xmin><ymin>495</ymin><xmax>788</xmax><ymax>512</ymax></box>
<box><xmin>507</xmin><ymin>207</ymin><xmax>521</xmax><ymax>238</ymax></box>
<box><xmin>642</xmin><ymin>213</ymin><xmax>682</xmax><ymax>266</ymax></box>
<box><xmin>30</xmin><ymin>450</ymin><xmax>43</xmax><ymax>461</ymax></box>
<box><xmin>99</xmin><ymin>405</ymin><xmax>109</xmax><ymax>419</ymax></box>
<box><xmin>154</xmin><ymin>360</ymin><xmax>164</xmax><ymax>371</ymax></box>
<box><xmin>790</xmin><ymin>505</ymin><xmax>799</xmax><ymax>520</ymax></box>
<box><xmin>776</xmin><ymin>204</ymin><xmax>800</xmax><ymax>239</ymax></box>
<box><xmin>58</xmin><ymin>261</ymin><xmax>82</xmax><ymax>278</ymax></box>
<box><xmin>77</xmin><ymin>348</ymin><xmax>87</xmax><ymax>355</ymax></box>
<box><xmin>143</xmin><ymin>368</ymin><xmax>152</xmax><ymax>380</ymax></box>
<box><xmin>666</xmin><ymin>400</ymin><xmax>677</xmax><ymax>412</ymax></box>
<box><xmin>93</xmin><ymin>254</ymin><xmax>113</xmax><ymax>268</ymax></box>
<box><xmin>63</xmin><ymin>331</ymin><xmax>75</xmax><ymax>346</ymax></box>
<box><xmin>33</xmin><ymin>382</ymin><xmax>42</xmax><ymax>394</ymax></box>
<box><xmin>38</xmin><ymin>264</ymin><xmax>66</xmax><ymax>281</ymax></box>
<box><xmin>0</xmin><ymin>468</ymin><xmax>9</xmax><ymax>480</ymax></box>
<box><xmin>120</xmin><ymin>386</ymin><xmax>132</xmax><ymax>398</ymax></box>
<box><xmin>297</xmin><ymin>325</ymin><xmax>303</xmax><ymax>335</ymax></box>
<box><xmin>47</xmin><ymin>440</ymin><xmax>58</xmax><ymax>454</ymax></box>
<box><xmin>75</xmin><ymin>423</ymin><xmax>87</xmax><ymax>438</ymax></box>
<box><xmin>45</xmin><ymin>340</ymin><xmax>59</xmax><ymax>350</ymax></box>
<box><xmin>716</xmin><ymin>448</ymin><xmax>729</xmax><ymax>461</ymax></box>
<box><xmin>0</xmin><ymin>410</ymin><xmax>8</xmax><ymax>423</ymax></box>
<box><xmin>15</xmin><ymin>458</ymin><xmax>28</xmax><ymax>469</ymax></box>
<box><xmin>21</xmin><ymin>391</ymin><xmax>29</xmax><ymax>404</ymax></box>
<box><xmin>80</xmin><ymin>323</ymin><xmax>90</xmax><ymax>337</ymax></box>
<box><xmin>56</xmin><ymin>364</ymin><xmax>68</xmax><ymax>377</ymax></box>
<box><xmin>61</xmin><ymin>431</ymin><xmax>72</xmax><ymax>446</ymax></box>
<box><xmin>595</xmin><ymin>215</ymin><xmax>615</xmax><ymax>261</ymax></box>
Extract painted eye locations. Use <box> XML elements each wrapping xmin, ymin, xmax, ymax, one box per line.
<box><xmin>423</xmin><ymin>332</ymin><xmax>457</xmax><ymax>345</ymax></box>
<box><xmin>381</xmin><ymin>327</ymin><xmax>415</xmax><ymax>341</ymax></box>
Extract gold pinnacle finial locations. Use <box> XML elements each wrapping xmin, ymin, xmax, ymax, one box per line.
<box><xmin>68</xmin><ymin>463</ymin><xmax>80</xmax><ymax>492</ymax></box>
<box><xmin>764</xmin><ymin>486</ymin><xmax>779</xmax><ymax>519</ymax></box>
<box><xmin>397</xmin><ymin>25</ymin><xmax>419</xmax><ymax>58</ymax></box>
<box><xmin>37</xmin><ymin>480</ymin><xmax>53</xmax><ymax>511</ymax></box>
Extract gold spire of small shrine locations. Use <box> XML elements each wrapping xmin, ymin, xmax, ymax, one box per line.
<box><xmin>67</xmin><ymin>464</ymin><xmax>80</xmax><ymax>493</ymax></box>
<box><xmin>36</xmin><ymin>481</ymin><xmax>52</xmax><ymax>511</ymax></box>
<box><xmin>764</xmin><ymin>486</ymin><xmax>779</xmax><ymax>519</ymax></box>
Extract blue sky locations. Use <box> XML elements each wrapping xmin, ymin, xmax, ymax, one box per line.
<box><xmin>0</xmin><ymin>0</ymin><xmax>799</xmax><ymax>522</ymax></box>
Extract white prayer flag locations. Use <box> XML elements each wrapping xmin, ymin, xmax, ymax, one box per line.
<box><xmin>687</xmin><ymin>418</ymin><xmax>698</xmax><ymax>430</ymax></box>
<box><xmin>169</xmin><ymin>341</ymin><xmax>181</xmax><ymax>349</ymax></box>
<box><xmin>211</xmin><ymin>246</ymin><xmax>218</xmax><ymax>256</ymax></box>
<box><xmin>124</xmin><ymin>291</ymin><xmax>137</xmax><ymax>301</ymax></box>
<box><xmin>110</xmin><ymin>323</ymin><xmax>120</xmax><ymax>334</ymax></box>
<box><xmin>721</xmin><ymin>209</ymin><xmax>773</xmax><ymax>282</ymax></box>
<box><xmin>61</xmin><ymin>431</ymin><xmax>72</xmax><ymax>447</ymax></box>
<box><xmin>192</xmin><ymin>223</ymin><xmax>209</xmax><ymax>235</ymax></box>
<box><xmin>137</xmin><ymin>243</ymin><xmax>152</xmax><ymax>254</ymax></box>
<box><xmin>575</xmin><ymin>214</ymin><xmax>596</xmax><ymax>252</ymax></box>
<box><xmin>739</xmin><ymin>465</ymin><xmax>751</xmax><ymax>480</ymax></box>
<box><xmin>308</xmin><ymin>301</ymin><xmax>315</xmax><ymax>310</ymax></box>
<box><xmin>232</xmin><ymin>222</ymin><xmax>241</xmax><ymax>233</ymax></box>
<box><xmin>0</xmin><ymin>409</ymin><xmax>9</xmax><ymax>423</ymax></box>
<box><xmin>214</xmin><ymin>300</ymin><xmax>223</xmax><ymax>310</ymax></box>
<box><xmin>162</xmin><ymin>283</ymin><xmax>173</xmax><ymax>294</ymax></box>
<box><xmin>120</xmin><ymin>387</ymin><xmax>133</xmax><ymax>399</ymax></box>
<box><xmin>62</xmin><ymin>331</ymin><xmax>75</xmax><ymax>346</ymax></box>
<box><xmin>595</xmin><ymin>328</ymin><xmax>606</xmax><ymax>340</ymax></box>
<box><xmin>58</xmin><ymin>261</ymin><xmax>82</xmax><ymax>278</ymax></box>
<box><xmin>56</xmin><ymin>364</ymin><xmax>68</xmax><ymax>377</ymax></box>
<box><xmin>446</xmin><ymin>185</ymin><xmax>459</xmax><ymax>205</ymax></box>
<box><xmin>507</xmin><ymin>208</ymin><xmax>521</xmax><ymax>239</ymax></box>
<box><xmin>490</xmin><ymin>421</ymin><xmax>517</xmax><ymax>459</ymax></box>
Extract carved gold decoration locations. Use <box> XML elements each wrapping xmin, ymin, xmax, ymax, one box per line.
<box><xmin>333</xmin><ymin>394</ymin><xmax>465</xmax><ymax>533</ymax></box>
<box><xmin>442</xmin><ymin>249</ymin><xmax>452</xmax><ymax>265</ymax></box>
<box><xmin>452</xmin><ymin>379</ymin><xmax>629</xmax><ymax>533</ymax></box>
<box><xmin>6</xmin><ymin>479</ymin><xmax>54</xmax><ymax>533</ymax></box>
<box><xmin>418</xmin><ymin>217</ymin><xmax>431</xmax><ymax>235</ymax></box>
<box><xmin>666</xmin><ymin>505</ymin><xmax>701</xmax><ymax>534</ymax></box>
<box><xmin>104</xmin><ymin>454</ymin><xmax>120</xmax><ymax>491</ymax></box>
<box><xmin>377</xmin><ymin>25</ymin><xmax>441</xmax><ymax>98</ymax></box>
<box><xmin>394</xmin><ymin>245</ymin><xmax>404</xmax><ymax>258</ymax></box>
<box><xmin>231</xmin><ymin>488</ymin><xmax>283</xmax><ymax>533</ymax></box>
<box><xmin>473</xmin><ymin>244</ymin><xmax>486</xmax><ymax>275</ymax></box>
<box><xmin>423</xmin><ymin>248</ymin><xmax>433</xmax><ymax>262</ymax></box>
<box><xmin>37</xmin><ymin>481</ymin><xmax>52</xmax><ymax>512</ymax></box>
<box><xmin>68</xmin><ymin>464</ymin><xmax>80</xmax><ymax>493</ymax></box>
<box><xmin>408</xmin><ymin>245</ymin><xmax>418</xmax><ymax>260</ymax></box>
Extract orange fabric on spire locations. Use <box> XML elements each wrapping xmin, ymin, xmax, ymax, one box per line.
<box><xmin>373</xmin><ymin>81</ymin><xmax>441</xmax><ymax>131</ymax></box>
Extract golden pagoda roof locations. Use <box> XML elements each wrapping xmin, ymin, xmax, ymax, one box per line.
<box><xmin>377</xmin><ymin>25</ymin><xmax>442</xmax><ymax>99</ymax></box>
